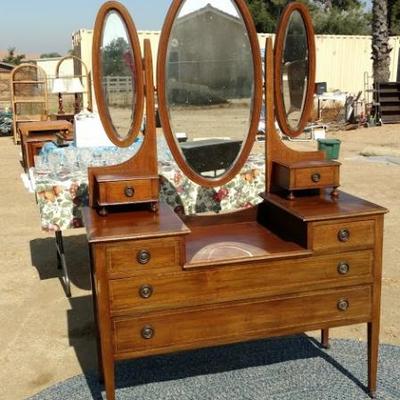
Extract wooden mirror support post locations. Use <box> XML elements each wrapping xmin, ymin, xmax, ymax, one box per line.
<box><xmin>270</xmin><ymin>3</ymin><xmax>340</xmax><ymax>200</ymax></box>
<box><xmin>88</xmin><ymin>39</ymin><xmax>159</xmax><ymax>216</ymax></box>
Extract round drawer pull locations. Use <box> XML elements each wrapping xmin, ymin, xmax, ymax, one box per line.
<box><xmin>337</xmin><ymin>228</ymin><xmax>350</xmax><ymax>242</ymax></box>
<box><xmin>337</xmin><ymin>299</ymin><xmax>349</xmax><ymax>311</ymax></box>
<box><xmin>311</xmin><ymin>173</ymin><xmax>321</xmax><ymax>183</ymax></box>
<box><xmin>141</xmin><ymin>325</ymin><xmax>154</xmax><ymax>339</ymax></box>
<box><xmin>337</xmin><ymin>261</ymin><xmax>350</xmax><ymax>275</ymax></box>
<box><xmin>139</xmin><ymin>284</ymin><xmax>153</xmax><ymax>299</ymax></box>
<box><xmin>137</xmin><ymin>249</ymin><xmax>151</xmax><ymax>264</ymax></box>
<box><xmin>124</xmin><ymin>186</ymin><xmax>135</xmax><ymax>198</ymax></box>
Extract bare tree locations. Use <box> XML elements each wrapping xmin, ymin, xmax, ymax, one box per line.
<box><xmin>371</xmin><ymin>0</ymin><xmax>392</xmax><ymax>83</ymax></box>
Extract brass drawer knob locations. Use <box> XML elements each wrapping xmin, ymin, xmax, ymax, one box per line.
<box><xmin>337</xmin><ymin>261</ymin><xmax>350</xmax><ymax>275</ymax></box>
<box><xmin>124</xmin><ymin>186</ymin><xmax>135</xmax><ymax>198</ymax></box>
<box><xmin>139</xmin><ymin>284</ymin><xmax>153</xmax><ymax>299</ymax></box>
<box><xmin>337</xmin><ymin>228</ymin><xmax>350</xmax><ymax>242</ymax></box>
<box><xmin>311</xmin><ymin>173</ymin><xmax>321</xmax><ymax>183</ymax></box>
<box><xmin>137</xmin><ymin>249</ymin><xmax>151</xmax><ymax>264</ymax></box>
<box><xmin>337</xmin><ymin>299</ymin><xmax>349</xmax><ymax>311</ymax></box>
<box><xmin>141</xmin><ymin>325</ymin><xmax>154</xmax><ymax>339</ymax></box>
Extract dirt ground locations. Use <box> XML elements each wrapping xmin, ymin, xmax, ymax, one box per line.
<box><xmin>0</xmin><ymin>124</ymin><xmax>399</xmax><ymax>400</ymax></box>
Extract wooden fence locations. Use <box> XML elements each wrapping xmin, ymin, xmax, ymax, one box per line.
<box><xmin>102</xmin><ymin>76</ymin><xmax>133</xmax><ymax>108</ymax></box>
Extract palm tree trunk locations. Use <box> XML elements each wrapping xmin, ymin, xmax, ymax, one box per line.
<box><xmin>371</xmin><ymin>0</ymin><xmax>392</xmax><ymax>83</ymax></box>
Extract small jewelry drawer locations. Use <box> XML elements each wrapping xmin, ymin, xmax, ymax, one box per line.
<box><xmin>273</xmin><ymin>160</ymin><xmax>340</xmax><ymax>191</ymax></box>
<box><xmin>97</xmin><ymin>177</ymin><xmax>159</xmax><ymax>206</ymax></box>
<box><xmin>311</xmin><ymin>219</ymin><xmax>375</xmax><ymax>253</ymax></box>
<box><xmin>106</xmin><ymin>237</ymin><xmax>183</xmax><ymax>279</ymax></box>
<box><xmin>112</xmin><ymin>286</ymin><xmax>372</xmax><ymax>356</ymax></box>
<box><xmin>293</xmin><ymin>165</ymin><xmax>338</xmax><ymax>189</ymax></box>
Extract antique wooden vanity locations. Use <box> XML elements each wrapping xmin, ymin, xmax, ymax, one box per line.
<box><xmin>83</xmin><ymin>1</ymin><xmax>387</xmax><ymax>399</ymax></box>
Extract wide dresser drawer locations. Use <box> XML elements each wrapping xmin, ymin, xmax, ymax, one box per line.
<box><xmin>109</xmin><ymin>250</ymin><xmax>373</xmax><ymax>314</ymax></box>
<box><xmin>112</xmin><ymin>286</ymin><xmax>372</xmax><ymax>356</ymax></box>
<box><xmin>106</xmin><ymin>237</ymin><xmax>183</xmax><ymax>279</ymax></box>
<box><xmin>311</xmin><ymin>219</ymin><xmax>375</xmax><ymax>253</ymax></box>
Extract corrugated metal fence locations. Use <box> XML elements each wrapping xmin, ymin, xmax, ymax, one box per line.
<box><xmin>257</xmin><ymin>33</ymin><xmax>400</xmax><ymax>96</ymax></box>
<box><xmin>74</xmin><ymin>30</ymin><xmax>400</xmax><ymax>104</ymax></box>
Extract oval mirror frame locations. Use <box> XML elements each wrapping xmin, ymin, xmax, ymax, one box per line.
<box><xmin>274</xmin><ymin>3</ymin><xmax>316</xmax><ymax>138</ymax></box>
<box><xmin>157</xmin><ymin>0</ymin><xmax>262</xmax><ymax>187</ymax></box>
<box><xmin>92</xmin><ymin>1</ymin><xmax>144</xmax><ymax>147</ymax></box>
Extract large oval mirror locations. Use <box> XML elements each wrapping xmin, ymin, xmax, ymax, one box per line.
<box><xmin>93</xmin><ymin>1</ymin><xmax>144</xmax><ymax>147</ymax></box>
<box><xmin>274</xmin><ymin>3</ymin><xmax>316</xmax><ymax>137</ymax></box>
<box><xmin>157</xmin><ymin>0</ymin><xmax>262</xmax><ymax>187</ymax></box>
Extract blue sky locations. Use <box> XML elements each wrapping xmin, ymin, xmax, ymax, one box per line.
<box><xmin>0</xmin><ymin>0</ymin><xmax>373</xmax><ymax>55</ymax></box>
<box><xmin>0</xmin><ymin>0</ymin><xmax>172</xmax><ymax>55</ymax></box>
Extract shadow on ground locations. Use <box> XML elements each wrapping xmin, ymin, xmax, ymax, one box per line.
<box><xmin>64</xmin><ymin>311</ymin><xmax>370</xmax><ymax>400</ymax></box>
<box><xmin>29</xmin><ymin>233</ymin><xmax>91</xmax><ymax>291</ymax></box>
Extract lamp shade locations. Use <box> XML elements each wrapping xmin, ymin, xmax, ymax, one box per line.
<box><xmin>52</xmin><ymin>78</ymin><xmax>68</xmax><ymax>93</ymax></box>
<box><xmin>67</xmin><ymin>77</ymin><xmax>84</xmax><ymax>94</ymax></box>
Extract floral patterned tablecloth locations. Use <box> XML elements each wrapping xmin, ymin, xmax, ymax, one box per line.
<box><xmin>34</xmin><ymin>155</ymin><xmax>265</xmax><ymax>232</ymax></box>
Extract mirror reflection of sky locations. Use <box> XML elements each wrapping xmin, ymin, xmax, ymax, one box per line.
<box><xmin>179</xmin><ymin>0</ymin><xmax>239</xmax><ymax>17</ymax></box>
<box><xmin>102</xmin><ymin>12</ymin><xmax>129</xmax><ymax>47</ymax></box>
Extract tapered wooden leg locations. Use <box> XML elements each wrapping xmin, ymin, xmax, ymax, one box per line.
<box><xmin>368</xmin><ymin>321</ymin><xmax>379</xmax><ymax>398</ymax></box>
<box><xmin>92</xmin><ymin>245</ymin><xmax>117</xmax><ymax>400</ymax></box>
<box><xmin>321</xmin><ymin>328</ymin><xmax>330</xmax><ymax>349</ymax></box>
<box><xmin>103</xmin><ymin>360</ymin><xmax>115</xmax><ymax>400</ymax></box>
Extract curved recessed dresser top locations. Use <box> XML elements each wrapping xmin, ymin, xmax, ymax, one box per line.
<box><xmin>84</xmin><ymin>2</ymin><xmax>388</xmax><ymax>400</ymax></box>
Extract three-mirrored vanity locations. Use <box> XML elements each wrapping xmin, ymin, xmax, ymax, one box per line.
<box><xmin>83</xmin><ymin>1</ymin><xmax>387</xmax><ymax>399</ymax></box>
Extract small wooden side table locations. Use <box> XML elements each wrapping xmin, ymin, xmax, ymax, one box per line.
<box><xmin>19</xmin><ymin>120</ymin><xmax>73</xmax><ymax>170</ymax></box>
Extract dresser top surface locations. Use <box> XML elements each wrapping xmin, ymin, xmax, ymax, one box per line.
<box><xmin>83</xmin><ymin>203</ymin><xmax>190</xmax><ymax>243</ymax></box>
<box><xmin>262</xmin><ymin>190</ymin><xmax>388</xmax><ymax>222</ymax></box>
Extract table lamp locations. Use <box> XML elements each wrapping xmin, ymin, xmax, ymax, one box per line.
<box><xmin>67</xmin><ymin>77</ymin><xmax>85</xmax><ymax>114</ymax></box>
<box><xmin>52</xmin><ymin>78</ymin><xmax>67</xmax><ymax>114</ymax></box>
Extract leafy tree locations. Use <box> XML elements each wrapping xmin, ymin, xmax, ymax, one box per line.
<box><xmin>247</xmin><ymin>0</ymin><xmax>275</xmax><ymax>32</ymax></box>
<box><xmin>248</xmin><ymin>0</ymin><xmax>302</xmax><ymax>33</ymax></box>
<box><xmin>247</xmin><ymin>0</ymin><xmax>371</xmax><ymax>35</ymax></box>
<box><xmin>102</xmin><ymin>37</ymin><xmax>132</xmax><ymax>76</ymax></box>
<box><xmin>312</xmin><ymin>7</ymin><xmax>371</xmax><ymax>35</ymax></box>
<box><xmin>2</xmin><ymin>47</ymin><xmax>25</xmax><ymax>65</ymax></box>
<box><xmin>372</xmin><ymin>0</ymin><xmax>391</xmax><ymax>82</ymax></box>
<box><xmin>313</xmin><ymin>0</ymin><xmax>365</xmax><ymax>10</ymax></box>
<box><xmin>40</xmin><ymin>52</ymin><xmax>62</xmax><ymax>58</ymax></box>
<box><xmin>388</xmin><ymin>0</ymin><xmax>400</xmax><ymax>35</ymax></box>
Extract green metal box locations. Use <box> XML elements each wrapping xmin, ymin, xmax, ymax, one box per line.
<box><xmin>317</xmin><ymin>138</ymin><xmax>341</xmax><ymax>160</ymax></box>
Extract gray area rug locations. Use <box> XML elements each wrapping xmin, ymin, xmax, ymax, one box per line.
<box><xmin>28</xmin><ymin>336</ymin><xmax>400</xmax><ymax>400</ymax></box>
